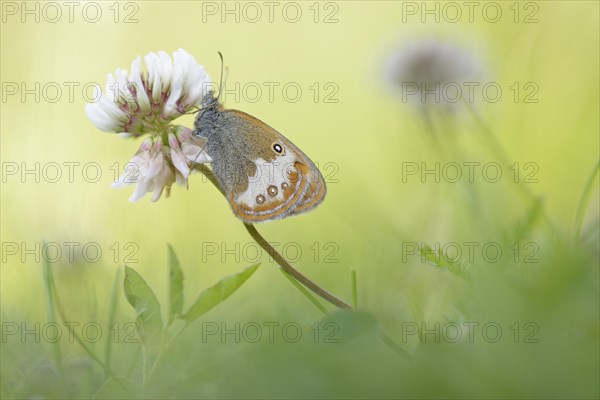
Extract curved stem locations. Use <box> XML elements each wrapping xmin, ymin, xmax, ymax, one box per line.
<box><xmin>244</xmin><ymin>223</ymin><xmax>352</xmax><ymax>309</ymax></box>
<box><xmin>196</xmin><ymin>164</ymin><xmax>352</xmax><ymax>310</ymax></box>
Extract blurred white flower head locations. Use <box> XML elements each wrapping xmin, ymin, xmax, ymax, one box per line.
<box><xmin>385</xmin><ymin>38</ymin><xmax>483</xmax><ymax>110</ymax></box>
<box><xmin>86</xmin><ymin>49</ymin><xmax>213</xmax><ymax>202</ymax></box>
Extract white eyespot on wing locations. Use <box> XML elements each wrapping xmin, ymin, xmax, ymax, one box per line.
<box><xmin>234</xmin><ymin>151</ymin><xmax>298</xmax><ymax>207</ymax></box>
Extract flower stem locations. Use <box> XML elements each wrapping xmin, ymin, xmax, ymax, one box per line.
<box><xmin>196</xmin><ymin>164</ymin><xmax>352</xmax><ymax>310</ymax></box>
<box><xmin>245</xmin><ymin>223</ymin><xmax>352</xmax><ymax>309</ymax></box>
<box><xmin>146</xmin><ymin>322</ymin><xmax>187</xmax><ymax>383</ymax></box>
<box><xmin>462</xmin><ymin>100</ymin><xmax>553</xmax><ymax>229</ymax></box>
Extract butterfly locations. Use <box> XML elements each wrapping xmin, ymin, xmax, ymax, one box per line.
<box><xmin>192</xmin><ymin>91</ymin><xmax>326</xmax><ymax>223</ymax></box>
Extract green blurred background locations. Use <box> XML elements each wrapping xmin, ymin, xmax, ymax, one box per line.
<box><xmin>1</xmin><ymin>1</ymin><xmax>598</xmax><ymax>398</ymax></box>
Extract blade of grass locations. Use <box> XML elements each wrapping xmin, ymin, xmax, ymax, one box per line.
<box><xmin>167</xmin><ymin>244</ymin><xmax>184</xmax><ymax>327</ymax></box>
<box><xmin>511</xmin><ymin>196</ymin><xmax>544</xmax><ymax>243</ymax></box>
<box><xmin>279</xmin><ymin>268</ymin><xmax>328</xmax><ymax>315</ymax></box>
<box><xmin>48</xmin><ymin>271</ymin><xmax>114</xmax><ymax>377</ymax></box>
<box><xmin>104</xmin><ymin>267</ymin><xmax>122</xmax><ymax>380</ymax></box>
<box><xmin>575</xmin><ymin>159</ymin><xmax>600</xmax><ymax>242</ymax></box>
<box><xmin>351</xmin><ymin>269</ymin><xmax>358</xmax><ymax>309</ymax></box>
<box><xmin>381</xmin><ymin>332</ymin><xmax>412</xmax><ymax>363</ymax></box>
<box><xmin>42</xmin><ymin>254</ymin><xmax>65</xmax><ymax>389</ymax></box>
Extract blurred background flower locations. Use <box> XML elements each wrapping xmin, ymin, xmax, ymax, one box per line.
<box><xmin>385</xmin><ymin>38</ymin><xmax>483</xmax><ymax>114</ymax></box>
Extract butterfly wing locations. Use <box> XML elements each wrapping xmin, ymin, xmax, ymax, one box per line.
<box><xmin>202</xmin><ymin>109</ymin><xmax>326</xmax><ymax>222</ymax></box>
<box><xmin>289</xmin><ymin>162</ymin><xmax>326</xmax><ymax>215</ymax></box>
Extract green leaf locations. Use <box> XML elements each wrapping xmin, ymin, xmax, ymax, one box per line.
<box><xmin>181</xmin><ymin>264</ymin><xmax>260</xmax><ymax>324</ymax></box>
<box><xmin>123</xmin><ymin>266</ymin><xmax>163</xmax><ymax>347</ymax></box>
<box><xmin>167</xmin><ymin>244</ymin><xmax>184</xmax><ymax>325</ymax></box>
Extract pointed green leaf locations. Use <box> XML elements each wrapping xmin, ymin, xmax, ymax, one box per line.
<box><xmin>181</xmin><ymin>264</ymin><xmax>260</xmax><ymax>323</ymax></box>
<box><xmin>123</xmin><ymin>266</ymin><xmax>163</xmax><ymax>347</ymax></box>
<box><xmin>167</xmin><ymin>244</ymin><xmax>184</xmax><ymax>325</ymax></box>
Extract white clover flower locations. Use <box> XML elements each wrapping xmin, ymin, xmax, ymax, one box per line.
<box><xmin>110</xmin><ymin>126</ymin><xmax>212</xmax><ymax>202</ymax></box>
<box><xmin>86</xmin><ymin>48</ymin><xmax>212</xmax><ymax>135</ymax></box>
<box><xmin>385</xmin><ymin>38</ymin><xmax>483</xmax><ymax>111</ymax></box>
<box><xmin>86</xmin><ymin>49</ymin><xmax>214</xmax><ymax>202</ymax></box>
<box><xmin>111</xmin><ymin>137</ymin><xmax>173</xmax><ymax>202</ymax></box>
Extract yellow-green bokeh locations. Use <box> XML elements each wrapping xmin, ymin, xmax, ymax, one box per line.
<box><xmin>1</xmin><ymin>1</ymin><xmax>598</xmax><ymax>398</ymax></box>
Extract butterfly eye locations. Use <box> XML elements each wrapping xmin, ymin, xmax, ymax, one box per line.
<box><xmin>272</xmin><ymin>143</ymin><xmax>285</xmax><ymax>155</ymax></box>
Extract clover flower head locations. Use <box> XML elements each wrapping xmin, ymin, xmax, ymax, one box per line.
<box><xmin>385</xmin><ymin>38</ymin><xmax>483</xmax><ymax>110</ymax></box>
<box><xmin>86</xmin><ymin>49</ymin><xmax>214</xmax><ymax>202</ymax></box>
<box><xmin>86</xmin><ymin>48</ymin><xmax>213</xmax><ymax>135</ymax></box>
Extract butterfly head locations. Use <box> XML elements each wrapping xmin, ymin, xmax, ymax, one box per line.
<box><xmin>193</xmin><ymin>91</ymin><xmax>222</xmax><ymax>133</ymax></box>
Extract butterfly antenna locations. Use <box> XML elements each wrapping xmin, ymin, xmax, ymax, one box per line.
<box><xmin>216</xmin><ymin>51</ymin><xmax>226</xmax><ymax>102</ymax></box>
<box><xmin>189</xmin><ymin>52</ymin><xmax>227</xmax><ymax>167</ymax></box>
<box><xmin>182</xmin><ymin>105</ymin><xmax>203</xmax><ymax>115</ymax></box>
